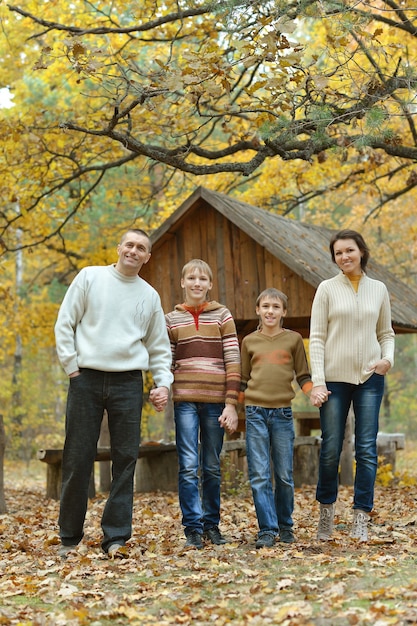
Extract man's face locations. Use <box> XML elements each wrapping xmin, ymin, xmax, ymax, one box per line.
<box><xmin>115</xmin><ymin>232</ymin><xmax>151</xmax><ymax>276</ymax></box>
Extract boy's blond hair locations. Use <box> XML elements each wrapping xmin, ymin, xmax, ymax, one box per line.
<box><xmin>181</xmin><ymin>259</ymin><xmax>213</xmax><ymax>281</ymax></box>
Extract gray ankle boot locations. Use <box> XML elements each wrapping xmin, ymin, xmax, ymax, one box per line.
<box><xmin>317</xmin><ymin>503</ymin><xmax>335</xmax><ymax>541</ymax></box>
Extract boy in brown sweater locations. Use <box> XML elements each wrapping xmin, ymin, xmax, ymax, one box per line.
<box><xmin>241</xmin><ymin>288</ymin><xmax>312</xmax><ymax>548</ymax></box>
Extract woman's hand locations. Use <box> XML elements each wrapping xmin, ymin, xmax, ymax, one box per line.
<box><xmin>371</xmin><ymin>359</ymin><xmax>392</xmax><ymax>375</ymax></box>
<box><xmin>310</xmin><ymin>385</ymin><xmax>331</xmax><ymax>408</ymax></box>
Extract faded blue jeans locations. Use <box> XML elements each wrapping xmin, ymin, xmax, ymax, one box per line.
<box><xmin>246</xmin><ymin>406</ymin><xmax>295</xmax><ymax>536</ymax></box>
<box><xmin>316</xmin><ymin>373</ymin><xmax>385</xmax><ymax>512</ymax></box>
<box><xmin>174</xmin><ymin>402</ymin><xmax>224</xmax><ymax>536</ymax></box>
<box><xmin>59</xmin><ymin>368</ymin><xmax>143</xmax><ymax>552</ymax></box>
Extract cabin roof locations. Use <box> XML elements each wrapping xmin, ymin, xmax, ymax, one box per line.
<box><xmin>150</xmin><ymin>186</ymin><xmax>417</xmax><ymax>331</ymax></box>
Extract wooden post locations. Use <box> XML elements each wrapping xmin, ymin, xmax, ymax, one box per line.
<box><xmin>293</xmin><ymin>436</ymin><xmax>321</xmax><ymax>488</ymax></box>
<box><xmin>377</xmin><ymin>438</ymin><xmax>397</xmax><ymax>470</ymax></box>
<box><xmin>0</xmin><ymin>414</ymin><xmax>7</xmax><ymax>514</ymax></box>
<box><xmin>136</xmin><ymin>449</ymin><xmax>178</xmax><ymax>492</ymax></box>
<box><xmin>46</xmin><ymin>462</ymin><xmax>62</xmax><ymax>500</ymax></box>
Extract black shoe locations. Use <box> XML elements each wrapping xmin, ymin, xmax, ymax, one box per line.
<box><xmin>184</xmin><ymin>530</ymin><xmax>203</xmax><ymax>549</ymax></box>
<box><xmin>203</xmin><ymin>526</ymin><xmax>227</xmax><ymax>545</ymax></box>
<box><xmin>255</xmin><ymin>532</ymin><xmax>276</xmax><ymax>549</ymax></box>
<box><xmin>279</xmin><ymin>529</ymin><xmax>295</xmax><ymax>544</ymax></box>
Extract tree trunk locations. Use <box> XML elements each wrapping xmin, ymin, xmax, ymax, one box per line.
<box><xmin>0</xmin><ymin>414</ymin><xmax>7</xmax><ymax>513</ymax></box>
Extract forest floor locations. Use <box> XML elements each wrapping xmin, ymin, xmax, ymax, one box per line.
<box><xmin>0</xmin><ymin>447</ymin><xmax>417</xmax><ymax>625</ymax></box>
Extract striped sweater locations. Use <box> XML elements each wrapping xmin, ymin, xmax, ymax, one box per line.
<box><xmin>309</xmin><ymin>272</ymin><xmax>395</xmax><ymax>387</ymax></box>
<box><xmin>165</xmin><ymin>301</ymin><xmax>241</xmax><ymax>404</ymax></box>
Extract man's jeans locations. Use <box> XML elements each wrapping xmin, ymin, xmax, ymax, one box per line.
<box><xmin>59</xmin><ymin>369</ymin><xmax>143</xmax><ymax>552</ymax></box>
<box><xmin>316</xmin><ymin>373</ymin><xmax>385</xmax><ymax>512</ymax></box>
<box><xmin>174</xmin><ymin>402</ymin><xmax>224</xmax><ymax>535</ymax></box>
<box><xmin>246</xmin><ymin>406</ymin><xmax>295</xmax><ymax>535</ymax></box>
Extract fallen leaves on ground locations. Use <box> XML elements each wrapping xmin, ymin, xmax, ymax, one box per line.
<box><xmin>0</xmin><ymin>475</ymin><xmax>417</xmax><ymax>625</ymax></box>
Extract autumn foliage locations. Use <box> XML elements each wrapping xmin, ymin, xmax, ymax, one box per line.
<box><xmin>1</xmin><ymin>467</ymin><xmax>417</xmax><ymax>625</ymax></box>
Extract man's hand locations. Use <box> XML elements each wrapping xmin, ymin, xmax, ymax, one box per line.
<box><xmin>149</xmin><ymin>386</ymin><xmax>169</xmax><ymax>412</ymax></box>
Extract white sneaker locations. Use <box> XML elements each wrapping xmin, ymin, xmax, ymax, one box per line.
<box><xmin>108</xmin><ymin>543</ymin><xmax>128</xmax><ymax>559</ymax></box>
<box><xmin>58</xmin><ymin>544</ymin><xmax>78</xmax><ymax>559</ymax></box>
<box><xmin>350</xmin><ymin>509</ymin><xmax>369</xmax><ymax>542</ymax></box>
<box><xmin>317</xmin><ymin>503</ymin><xmax>335</xmax><ymax>541</ymax></box>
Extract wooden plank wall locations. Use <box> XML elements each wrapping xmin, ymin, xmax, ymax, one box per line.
<box><xmin>141</xmin><ymin>202</ymin><xmax>317</xmax><ymax>336</ymax></box>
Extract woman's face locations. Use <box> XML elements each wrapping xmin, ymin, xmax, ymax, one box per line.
<box><xmin>333</xmin><ymin>238</ymin><xmax>363</xmax><ymax>276</ymax></box>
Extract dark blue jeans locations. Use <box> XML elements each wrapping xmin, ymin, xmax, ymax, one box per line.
<box><xmin>316</xmin><ymin>373</ymin><xmax>385</xmax><ymax>512</ymax></box>
<box><xmin>174</xmin><ymin>402</ymin><xmax>224</xmax><ymax>536</ymax></box>
<box><xmin>246</xmin><ymin>406</ymin><xmax>294</xmax><ymax>535</ymax></box>
<box><xmin>59</xmin><ymin>368</ymin><xmax>143</xmax><ymax>552</ymax></box>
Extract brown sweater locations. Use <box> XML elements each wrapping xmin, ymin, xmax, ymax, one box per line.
<box><xmin>165</xmin><ymin>301</ymin><xmax>241</xmax><ymax>405</ymax></box>
<box><xmin>241</xmin><ymin>329</ymin><xmax>312</xmax><ymax>408</ymax></box>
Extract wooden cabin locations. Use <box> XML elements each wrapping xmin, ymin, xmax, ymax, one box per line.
<box><xmin>141</xmin><ymin>186</ymin><xmax>417</xmax><ymax>337</ymax></box>
<box><xmin>140</xmin><ymin>186</ymin><xmax>416</xmax><ymax>489</ymax></box>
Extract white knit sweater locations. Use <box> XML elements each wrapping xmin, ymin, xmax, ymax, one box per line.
<box><xmin>309</xmin><ymin>272</ymin><xmax>395</xmax><ymax>387</ymax></box>
<box><xmin>54</xmin><ymin>265</ymin><xmax>173</xmax><ymax>388</ymax></box>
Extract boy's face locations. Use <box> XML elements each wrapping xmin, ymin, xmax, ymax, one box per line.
<box><xmin>256</xmin><ymin>296</ymin><xmax>286</xmax><ymax>332</ymax></box>
<box><xmin>181</xmin><ymin>267</ymin><xmax>212</xmax><ymax>306</ymax></box>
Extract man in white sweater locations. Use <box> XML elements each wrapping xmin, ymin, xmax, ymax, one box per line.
<box><xmin>54</xmin><ymin>229</ymin><xmax>173</xmax><ymax>558</ymax></box>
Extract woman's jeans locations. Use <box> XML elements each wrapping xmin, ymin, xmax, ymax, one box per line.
<box><xmin>174</xmin><ymin>402</ymin><xmax>224</xmax><ymax>536</ymax></box>
<box><xmin>316</xmin><ymin>373</ymin><xmax>385</xmax><ymax>512</ymax></box>
<box><xmin>246</xmin><ymin>406</ymin><xmax>295</xmax><ymax>535</ymax></box>
<box><xmin>59</xmin><ymin>369</ymin><xmax>143</xmax><ymax>552</ymax></box>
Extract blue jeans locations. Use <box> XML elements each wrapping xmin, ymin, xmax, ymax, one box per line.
<box><xmin>59</xmin><ymin>368</ymin><xmax>143</xmax><ymax>552</ymax></box>
<box><xmin>174</xmin><ymin>402</ymin><xmax>224</xmax><ymax>536</ymax></box>
<box><xmin>245</xmin><ymin>406</ymin><xmax>295</xmax><ymax>535</ymax></box>
<box><xmin>316</xmin><ymin>373</ymin><xmax>385</xmax><ymax>512</ymax></box>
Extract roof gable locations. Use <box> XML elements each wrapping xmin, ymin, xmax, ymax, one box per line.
<box><xmin>150</xmin><ymin>186</ymin><xmax>417</xmax><ymax>331</ymax></box>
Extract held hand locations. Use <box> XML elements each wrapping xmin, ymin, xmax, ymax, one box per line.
<box><xmin>218</xmin><ymin>404</ymin><xmax>238</xmax><ymax>435</ymax></box>
<box><xmin>149</xmin><ymin>386</ymin><xmax>169</xmax><ymax>412</ymax></box>
<box><xmin>310</xmin><ymin>385</ymin><xmax>331</xmax><ymax>408</ymax></box>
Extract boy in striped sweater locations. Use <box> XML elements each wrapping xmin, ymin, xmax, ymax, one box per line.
<box><xmin>166</xmin><ymin>259</ymin><xmax>241</xmax><ymax>550</ymax></box>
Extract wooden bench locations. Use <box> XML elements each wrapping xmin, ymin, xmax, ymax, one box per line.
<box><xmin>37</xmin><ymin>440</ymin><xmax>248</xmax><ymax>500</ymax></box>
<box><xmin>38</xmin><ymin>431</ymin><xmax>405</xmax><ymax>499</ymax></box>
<box><xmin>37</xmin><ymin>443</ymin><xmax>177</xmax><ymax>500</ymax></box>
<box><xmin>37</xmin><ymin>438</ymin><xmax>321</xmax><ymax>497</ymax></box>
<box><xmin>294</xmin><ymin>411</ymin><xmax>321</xmax><ymax>436</ymax></box>
<box><xmin>376</xmin><ymin>432</ymin><xmax>405</xmax><ymax>470</ymax></box>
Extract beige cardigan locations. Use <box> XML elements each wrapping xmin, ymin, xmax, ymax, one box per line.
<box><xmin>309</xmin><ymin>272</ymin><xmax>395</xmax><ymax>387</ymax></box>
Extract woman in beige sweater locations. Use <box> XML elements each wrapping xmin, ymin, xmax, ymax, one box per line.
<box><xmin>309</xmin><ymin>230</ymin><xmax>394</xmax><ymax>543</ymax></box>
